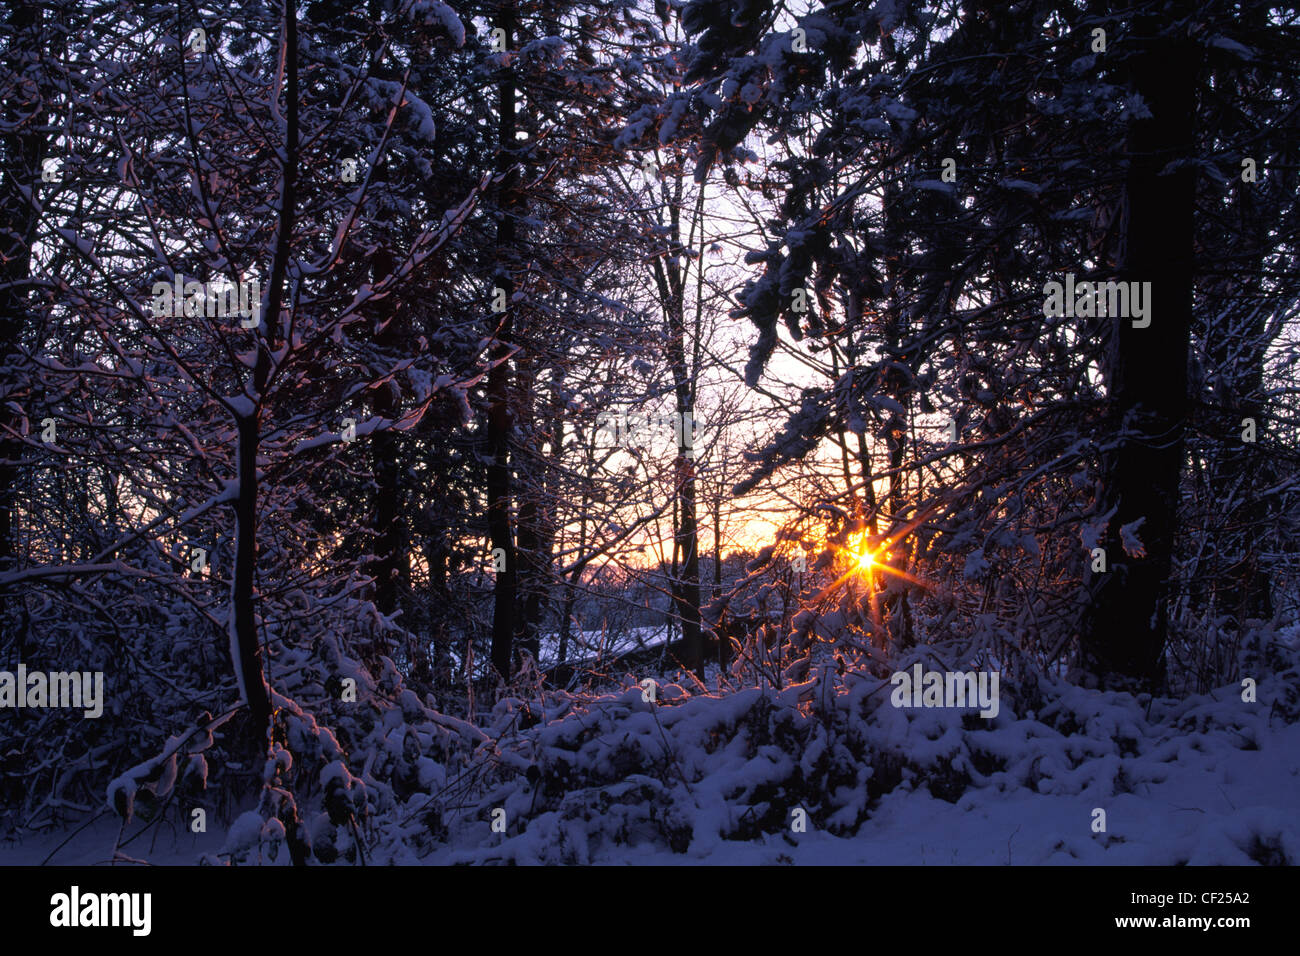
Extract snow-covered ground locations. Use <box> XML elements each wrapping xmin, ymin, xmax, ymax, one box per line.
<box><xmin>407</xmin><ymin>667</ymin><xmax>1298</xmax><ymax>865</ymax></box>
<box><xmin>5</xmin><ymin>650</ymin><xmax>1296</xmax><ymax>867</ymax></box>
<box><xmin>587</xmin><ymin>713</ymin><xmax>1300</xmax><ymax>865</ymax></box>
<box><xmin>0</xmin><ymin>819</ymin><xmax>226</xmax><ymax>866</ymax></box>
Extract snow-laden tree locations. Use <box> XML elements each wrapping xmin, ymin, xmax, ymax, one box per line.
<box><xmin>0</xmin><ymin>0</ymin><xmax>492</xmax><ymax>844</ymax></box>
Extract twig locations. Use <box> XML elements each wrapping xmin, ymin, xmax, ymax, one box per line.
<box><xmin>39</xmin><ymin>807</ymin><xmax>110</xmax><ymax>866</ymax></box>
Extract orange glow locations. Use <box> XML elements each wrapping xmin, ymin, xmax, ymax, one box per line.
<box><xmin>846</xmin><ymin>532</ymin><xmax>886</xmax><ymax>575</ymax></box>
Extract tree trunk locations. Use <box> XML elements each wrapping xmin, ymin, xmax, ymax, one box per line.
<box><xmin>656</xmin><ymin>186</ymin><xmax>702</xmax><ymax>679</ymax></box>
<box><xmin>673</xmin><ymin>437</ymin><xmax>703</xmax><ymax>679</ymax></box>
<box><xmin>231</xmin><ymin>413</ymin><xmax>272</xmax><ymax>737</ymax></box>
<box><xmin>229</xmin><ymin>0</ymin><xmax>299</xmax><ymax>743</ymax></box>
<box><xmin>519</xmin><ymin>379</ymin><xmax>563</xmax><ymax>661</ymax></box>
<box><xmin>487</xmin><ymin>5</ymin><xmax>518</xmax><ymax>680</ymax></box>
<box><xmin>367</xmin><ymin>248</ymin><xmax>408</xmax><ymax>652</ymax></box>
<box><xmin>1084</xmin><ymin>21</ymin><xmax>1198</xmax><ymax>688</ymax></box>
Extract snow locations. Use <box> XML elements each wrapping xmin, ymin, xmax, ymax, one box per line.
<box><xmin>1120</xmin><ymin>518</ymin><xmax>1147</xmax><ymax>558</ymax></box>
<box><xmin>403</xmin><ymin>92</ymin><xmax>437</xmax><ymax>141</ymax></box>
<box><xmin>7</xmin><ymin>0</ymin><xmax>1299</xmax><ymax>874</ymax></box>
<box><xmin>913</xmin><ymin>180</ymin><xmax>954</xmax><ymax>194</ymax></box>
<box><xmin>411</xmin><ymin>0</ymin><xmax>465</xmax><ymax>47</ymax></box>
<box><xmin>1209</xmin><ymin>36</ymin><xmax>1254</xmax><ymax>60</ymax></box>
<box><xmin>310</xmin><ymin>656</ymin><xmax>1279</xmax><ymax>864</ymax></box>
<box><xmin>963</xmin><ymin>548</ymin><xmax>989</xmax><ymax>580</ymax></box>
<box><xmin>415</xmin><ymin>661</ymin><xmax>1300</xmax><ymax>865</ymax></box>
<box><xmin>658</xmin><ymin>98</ymin><xmax>688</xmax><ymax>145</ymax></box>
<box><xmin>12</xmin><ymin>643</ymin><xmax>1293</xmax><ymax>866</ymax></box>
<box><xmin>223</xmin><ymin>394</ymin><xmax>256</xmax><ymax>418</ymax></box>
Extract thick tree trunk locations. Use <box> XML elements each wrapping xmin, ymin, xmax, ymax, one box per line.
<box><xmin>368</xmin><ymin>249</ymin><xmax>408</xmax><ymax>645</ymax></box>
<box><xmin>1084</xmin><ymin>22</ymin><xmax>1198</xmax><ymax>688</ymax></box>
<box><xmin>512</xmin><ymin>355</ymin><xmax>548</xmax><ymax>665</ymax></box>
<box><xmin>517</xmin><ymin>379</ymin><xmax>562</xmax><ymax>663</ymax></box>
